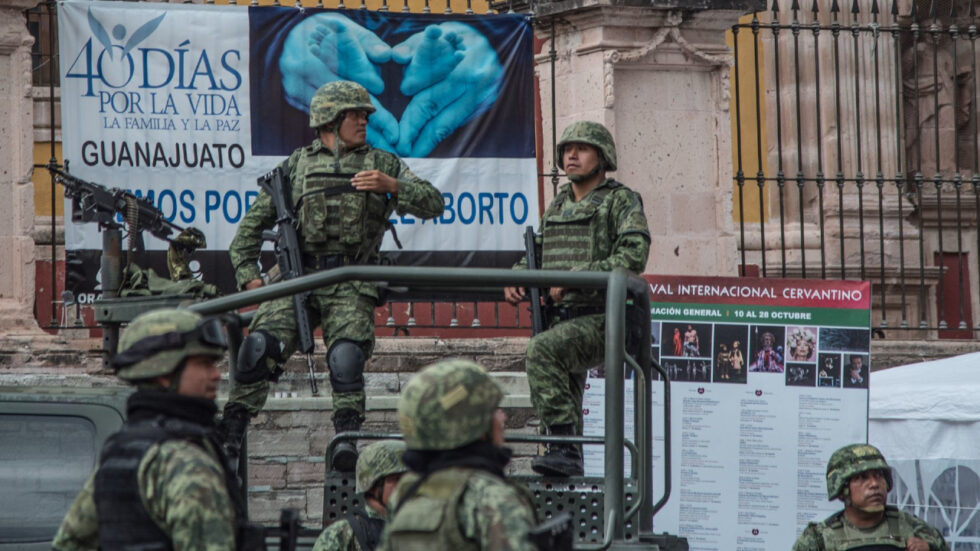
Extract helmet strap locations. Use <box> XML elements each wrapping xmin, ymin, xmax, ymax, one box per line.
<box><xmin>841</xmin><ymin>485</ymin><xmax>886</xmax><ymax>515</ymax></box>
<box><xmin>165</xmin><ymin>358</ymin><xmax>188</xmax><ymax>393</ymax></box>
<box><xmin>365</xmin><ymin>483</ymin><xmax>386</xmax><ymax>515</ymax></box>
<box><xmin>569</xmin><ymin>164</ymin><xmax>602</xmax><ymax>184</ymax></box>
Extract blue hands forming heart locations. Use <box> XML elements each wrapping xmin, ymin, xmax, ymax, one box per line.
<box><xmin>279</xmin><ymin>14</ymin><xmax>503</xmax><ymax>157</ymax></box>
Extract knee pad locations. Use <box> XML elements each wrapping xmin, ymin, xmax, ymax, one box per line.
<box><xmin>327</xmin><ymin>339</ymin><xmax>366</xmax><ymax>393</ymax></box>
<box><xmin>235</xmin><ymin>331</ymin><xmax>283</xmax><ymax>385</ymax></box>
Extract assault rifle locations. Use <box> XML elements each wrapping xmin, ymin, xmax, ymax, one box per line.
<box><xmin>524</xmin><ymin>226</ymin><xmax>545</xmax><ymax>335</ymax></box>
<box><xmin>258</xmin><ymin>167</ymin><xmax>319</xmax><ymax>396</ymax></box>
<box><xmin>47</xmin><ymin>163</ymin><xmax>183</xmax><ymax>250</ymax></box>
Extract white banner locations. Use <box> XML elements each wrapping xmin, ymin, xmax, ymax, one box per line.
<box><xmin>57</xmin><ymin>1</ymin><xmax>536</xmax><ymax>293</ymax></box>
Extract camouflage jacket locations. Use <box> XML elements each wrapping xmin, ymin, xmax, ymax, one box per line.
<box><xmin>52</xmin><ymin>439</ymin><xmax>236</xmax><ymax>551</ymax></box>
<box><xmin>513</xmin><ymin>178</ymin><xmax>649</xmax><ymax>306</ymax></box>
<box><xmin>378</xmin><ymin>467</ymin><xmax>539</xmax><ymax>551</ymax></box>
<box><xmin>792</xmin><ymin>506</ymin><xmax>949</xmax><ymax>551</ymax></box>
<box><xmin>229</xmin><ymin>139</ymin><xmax>444</xmax><ymax>291</ymax></box>
<box><xmin>312</xmin><ymin>506</ymin><xmax>384</xmax><ymax>551</ymax></box>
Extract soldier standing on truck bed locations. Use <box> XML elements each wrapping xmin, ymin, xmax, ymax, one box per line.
<box><xmin>792</xmin><ymin>443</ymin><xmax>948</xmax><ymax>551</ymax></box>
<box><xmin>53</xmin><ymin>308</ymin><xmax>262</xmax><ymax>551</ymax></box>
<box><xmin>219</xmin><ymin>80</ymin><xmax>444</xmax><ymax>472</ymax></box>
<box><xmin>504</xmin><ymin>120</ymin><xmax>650</xmax><ymax>477</ymax></box>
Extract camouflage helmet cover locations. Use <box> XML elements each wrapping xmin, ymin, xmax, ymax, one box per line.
<box><xmin>309</xmin><ymin>80</ymin><xmax>375</xmax><ymax>129</ymax></box>
<box><xmin>355</xmin><ymin>440</ymin><xmax>408</xmax><ymax>494</ymax></box>
<box><xmin>826</xmin><ymin>443</ymin><xmax>893</xmax><ymax>500</ymax></box>
<box><xmin>557</xmin><ymin>121</ymin><xmax>618</xmax><ymax>171</ymax></box>
<box><xmin>115</xmin><ymin>308</ymin><xmax>225</xmax><ymax>381</ymax></box>
<box><xmin>397</xmin><ymin>359</ymin><xmax>504</xmax><ymax>451</ymax></box>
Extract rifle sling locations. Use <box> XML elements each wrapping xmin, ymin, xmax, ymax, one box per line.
<box><xmin>296</xmin><ymin>183</ymin><xmax>362</xmax><ymax>208</ymax></box>
<box><xmin>292</xmin><ymin>174</ymin><xmax>404</xmax><ymax>251</ymax></box>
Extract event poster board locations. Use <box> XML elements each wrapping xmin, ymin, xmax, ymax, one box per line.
<box><xmin>57</xmin><ymin>1</ymin><xmax>535</xmax><ymax>297</ymax></box>
<box><xmin>583</xmin><ymin>275</ymin><xmax>871</xmax><ymax>551</ymax></box>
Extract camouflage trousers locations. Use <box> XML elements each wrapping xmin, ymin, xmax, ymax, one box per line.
<box><xmin>525</xmin><ymin>314</ymin><xmax>605</xmax><ymax>431</ymax></box>
<box><xmin>227</xmin><ymin>282</ymin><xmax>376</xmax><ymax>422</ymax></box>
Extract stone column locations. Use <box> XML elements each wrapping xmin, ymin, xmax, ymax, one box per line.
<box><xmin>0</xmin><ymin>0</ymin><xmax>42</xmax><ymax>333</ymax></box>
<box><xmin>535</xmin><ymin>0</ymin><xmax>758</xmax><ymax>276</ymax></box>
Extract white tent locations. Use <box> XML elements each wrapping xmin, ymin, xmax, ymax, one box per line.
<box><xmin>869</xmin><ymin>351</ymin><xmax>980</xmax><ymax>550</ymax></box>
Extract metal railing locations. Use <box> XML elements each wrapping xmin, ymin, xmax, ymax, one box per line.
<box><xmin>732</xmin><ymin>0</ymin><xmax>980</xmax><ymax>335</ymax></box>
<box><xmin>187</xmin><ymin>265</ymin><xmax>666</xmax><ymax>546</ymax></box>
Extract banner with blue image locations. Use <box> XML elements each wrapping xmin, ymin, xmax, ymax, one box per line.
<box><xmin>57</xmin><ymin>0</ymin><xmax>536</xmax><ymax>298</ymax></box>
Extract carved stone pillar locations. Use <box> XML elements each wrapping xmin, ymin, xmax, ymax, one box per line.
<box><xmin>0</xmin><ymin>0</ymin><xmax>42</xmax><ymax>333</ymax></box>
<box><xmin>535</xmin><ymin>0</ymin><xmax>759</xmax><ymax>276</ymax></box>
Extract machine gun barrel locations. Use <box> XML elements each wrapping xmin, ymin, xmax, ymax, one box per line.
<box><xmin>47</xmin><ymin>164</ymin><xmax>183</xmax><ymax>244</ymax></box>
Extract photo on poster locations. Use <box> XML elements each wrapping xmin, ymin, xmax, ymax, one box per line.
<box><xmin>819</xmin><ymin>327</ymin><xmax>871</xmax><ymax>353</ymax></box>
<box><xmin>786</xmin><ymin>362</ymin><xmax>816</xmax><ymax>387</ymax></box>
<box><xmin>817</xmin><ymin>353</ymin><xmax>842</xmax><ymax>387</ymax></box>
<box><xmin>662</xmin><ymin>325</ymin><xmax>684</xmax><ymax>357</ymax></box>
<box><xmin>748</xmin><ymin>325</ymin><xmax>786</xmax><ymax>373</ymax></box>
<box><xmin>651</xmin><ymin>321</ymin><xmax>661</xmax><ymax>346</ymax></box>
<box><xmin>661</xmin><ymin>322</ymin><xmax>713</xmax><ymax>359</ymax></box>
<box><xmin>587</xmin><ymin>362</ymin><xmax>606</xmax><ymax>379</ymax></box>
<box><xmin>713</xmin><ymin>324</ymin><xmax>748</xmax><ymax>384</ymax></box>
<box><xmin>843</xmin><ymin>353</ymin><xmax>869</xmax><ymax>389</ymax></box>
<box><xmin>663</xmin><ymin>358</ymin><xmax>711</xmax><ymax>382</ymax></box>
<box><xmin>786</xmin><ymin>325</ymin><xmax>818</xmax><ymax>362</ymax></box>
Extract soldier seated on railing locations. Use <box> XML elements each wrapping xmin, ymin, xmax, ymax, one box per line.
<box><xmin>504</xmin><ymin>121</ymin><xmax>650</xmax><ymax>478</ymax></box>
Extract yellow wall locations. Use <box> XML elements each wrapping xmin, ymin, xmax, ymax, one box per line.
<box><xmin>726</xmin><ymin>14</ymin><xmax>769</xmax><ymax>224</ymax></box>
<box><xmin>33</xmin><ymin>142</ymin><xmax>63</xmax><ymax>217</ymax></box>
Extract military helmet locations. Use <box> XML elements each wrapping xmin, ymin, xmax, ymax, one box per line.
<box><xmin>355</xmin><ymin>440</ymin><xmax>408</xmax><ymax>494</ymax></box>
<box><xmin>826</xmin><ymin>443</ymin><xmax>893</xmax><ymax>500</ymax></box>
<box><xmin>309</xmin><ymin>80</ymin><xmax>375</xmax><ymax>129</ymax></box>
<box><xmin>112</xmin><ymin>308</ymin><xmax>227</xmax><ymax>381</ymax></box>
<box><xmin>398</xmin><ymin>359</ymin><xmax>504</xmax><ymax>451</ymax></box>
<box><xmin>557</xmin><ymin>121</ymin><xmax>618</xmax><ymax>171</ymax></box>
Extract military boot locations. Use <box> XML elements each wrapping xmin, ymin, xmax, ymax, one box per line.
<box><xmin>532</xmin><ymin>423</ymin><xmax>584</xmax><ymax>477</ymax></box>
<box><xmin>217</xmin><ymin>403</ymin><xmax>251</xmax><ymax>471</ymax></box>
<box><xmin>331</xmin><ymin>408</ymin><xmax>362</xmax><ymax>472</ymax></box>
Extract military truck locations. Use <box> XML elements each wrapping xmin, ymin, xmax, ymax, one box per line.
<box><xmin>0</xmin><ymin>385</ymin><xmax>320</xmax><ymax>550</ymax></box>
<box><xmin>2</xmin><ymin>265</ymin><xmax>684</xmax><ymax>550</ymax></box>
<box><xmin>0</xmin><ymin>387</ymin><xmax>128</xmax><ymax>551</ymax></box>
<box><xmin>188</xmin><ymin>264</ymin><xmax>686</xmax><ymax>550</ymax></box>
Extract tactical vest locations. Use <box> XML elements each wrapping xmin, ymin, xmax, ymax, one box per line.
<box><xmin>347</xmin><ymin>509</ymin><xmax>386</xmax><ymax>551</ymax></box>
<box><xmin>294</xmin><ymin>145</ymin><xmax>392</xmax><ymax>257</ymax></box>
<box><xmin>814</xmin><ymin>509</ymin><xmax>908</xmax><ymax>550</ymax></box>
<box><xmin>540</xmin><ymin>181</ymin><xmax>623</xmax><ymax>305</ymax></box>
<box><xmin>94</xmin><ymin>415</ymin><xmax>246</xmax><ymax>551</ymax></box>
<box><xmin>384</xmin><ymin>469</ymin><xmax>478</xmax><ymax>551</ymax></box>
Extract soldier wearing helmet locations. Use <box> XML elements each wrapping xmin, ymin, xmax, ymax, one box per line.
<box><xmin>792</xmin><ymin>443</ymin><xmax>948</xmax><ymax>551</ymax></box>
<box><xmin>504</xmin><ymin>120</ymin><xmax>650</xmax><ymax>477</ymax></box>
<box><xmin>313</xmin><ymin>440</ymin><xmax>408</xmax><ymax>551</ymax></box>
<box><xmin>377</xmin><ymin>359</ymin><xmax>538</xmax><ymax>551</ymax></box>
<box><xmin>223</xmin><ymin>80</ymin><xmax>444</xmax><ymax>471</ymax></box>
<box><xmin>54</xmin><ymin>308</ymin><xmax>262</xmax><ymax>551</ymax></box>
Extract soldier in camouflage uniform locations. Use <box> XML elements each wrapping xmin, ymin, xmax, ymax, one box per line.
<box><xmin>378</xmin><ymin>359</ymin><xmax>539</xmax><ymax>551</ymax></box>
<box><xmin>53</xmin><ymin>308</ymin><xmax>259</xmax><ymax>551</ymax></box>
<box><xmin>792</xmin><ymin>443</ymin><xmax>948</xmax><ymax>551</ymax></box>
<box><xmin>504</xmin><ymin>121</ymin><xmax>650</xmax><ymax>477</ymax></box>
<box><xmin>314</xmin><ymin>440</ymin><xmax>408</xmax><ymax>551</ymax></box>
<box><xmin>221</xmin><ymin>80</ymin><xmax>444</xmax><ymax>471</ymax></box>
